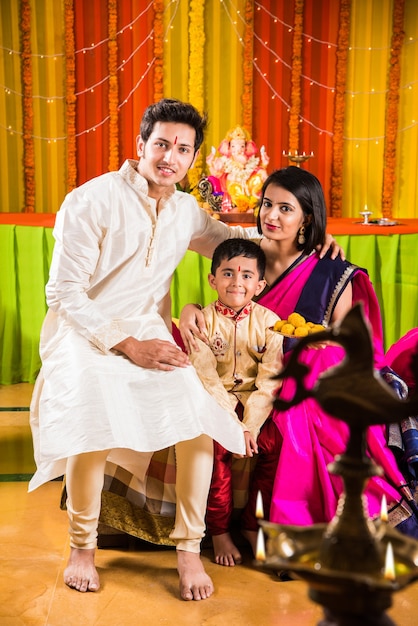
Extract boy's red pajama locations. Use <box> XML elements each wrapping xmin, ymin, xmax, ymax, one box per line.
<box><xmin>205</xmin><ymin>440</ymin><xmax>235</xmax><ymax>535</ymax></box>
<box><xmin>206</xmin><ymin>415</ymin><xmax>283</xmax><ymax>536</ymax></box>
<box><xmin>241</xmin><ymin>419</ymin><xmax>283</xmax><ymax>531</ymax></box>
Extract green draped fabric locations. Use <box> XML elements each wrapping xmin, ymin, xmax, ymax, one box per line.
<box><xmin>0</xmin><ymin>225</ymin><xmax>54</xmax><ymax>384</ymax></box>
<box><xmin>1</xmin><ymin>225</ymin><xmax>418</xmax><ymax>384</ymax></box>
<box><xmin>335</xmin><ymin>233</ymin><xmax>418</xmax><ymax>348</ymax></box>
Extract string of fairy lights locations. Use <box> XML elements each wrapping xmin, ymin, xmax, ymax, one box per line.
<box><xmin>248</xmin><ymin>1</ymin><xmax>418</xmax><ymax>142</ymax></box>
<box><xmin>0</xmin><ymin>0</ymin><xmax>159</xmax><ymax>141</ymax></box>
<box><xmin>0</xmin><ymin>0</ymin><xmax>417</xmax><ymax>144</ymax></box>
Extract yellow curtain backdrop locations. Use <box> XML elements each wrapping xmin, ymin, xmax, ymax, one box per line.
<box><xmin>163</xmin><ymin>0</ymin><xmax>246</xmax><ymax>178</ymax></box>
<box><xmin>0</xmin><ymin>0</ymin><xmax>66</xmax><ymax>214</ymax></box>
<box><xmin>202</xmin><ymin>0</ymin><xmax>246</xmax><ymax>152</ymax></box>
<box><xmin>343</xmin><ymin>0</ymin><xmax>392</xmax><ymax>219</ymax></box>
<box><xmin>343</xmin><ymin>0</ymin><xmax>418</xmax><ymax>219</ymax></box>
<box><xmin>0</xmin><ymin>0</ymin><xmax>417</xmax><ymax>217</ymax></box>
<box><xmin>161</xmin><ymin>1</ymin><xmax>190</xmax><ymax>103</ymax></box>
<box><xmin>0</xmin><ymin>0</ymin><xmax>25</xmax><ymax>213</ymax></box>
<box><xmin>30</xmin><ymin>0</ymin><xmax>66</xmax><ymax>213</ymax></box>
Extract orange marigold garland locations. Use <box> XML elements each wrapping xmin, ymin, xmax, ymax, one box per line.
<box><xmin>20</xmin><ymin>0</ymin><xmax>35</xmax><ymax>212</ymax></box>
<box><xmin>381</xmin><ymin>0</ymin><xmax>405</xmax><ymax>218</ymax></box>
<box><xmin>187</xmin><ymin>0</ymin><xmax>205</xmax><ymax>194</ymax></box>
<box><xmin>330</xmin><ymin>0</ymin><xmax>351</xmax><ymax>218</ymax></box>
<box><xmin>289</xmin><ymin>0</ymin><xmax>304</xmax><ymax>154</ymax></box>
<box><xmin>242</xmin><ymin>0</ymin><xmax>254</xmax><ymax>135</ymax></box>
<box><xmin>65</xmin><ymin>0</ymin><xmax>77</xmax><ymax>191</ymax></box>
<box><xmin>153</xmin><ymin>0</ymin><xmax>164</xmax><ymax>102</ymax></box>
<box><xmin>108</xmin><ymin>0</ymin><xmax>119</xmax><ymax>171</ymax></box>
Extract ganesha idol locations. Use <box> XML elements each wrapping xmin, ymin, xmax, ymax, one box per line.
<box><xmin>205</xmin><ymin>126</ymin><xmax>269</xmax><ymax>213</ymax></box>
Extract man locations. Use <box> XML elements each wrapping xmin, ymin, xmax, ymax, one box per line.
<box><xmin>29</xmin><ymin>98</ymin><xmax>341</xmax><ymax>601</ymax></box>
<box><xmin>29</xmin><ymin>99</ymin><xmax>251</xmax><ymax>600</ymax></box>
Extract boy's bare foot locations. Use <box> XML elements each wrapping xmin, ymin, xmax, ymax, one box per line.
<box><xmin>177</xmin><ymin>550</ymin><xmax>214</xmax><ymax>601</ymax></box>
<box><xmin>212</xmin><ymin>532</ymin><xmax>242</xmax><ymax>566</ymax></box>
<box><xmin>64</xmin><ymin>547</ymin><xmax>100</xmax><ymax>592</ymax></box>
<box><xmin>241</xmin><ymin>529</ymin><xmax>258</xmax><ymax>557</ymax></box>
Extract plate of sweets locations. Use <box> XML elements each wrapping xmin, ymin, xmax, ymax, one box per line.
<box><xmin>271</xmin><ymin>312</ymin><xmax>325</xmax><ymax>339</ymax></box>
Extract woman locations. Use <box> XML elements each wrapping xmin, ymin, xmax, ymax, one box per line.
<box><xmin>180</xmin><ymin>167</ymin><xmax>418</xmax><ymax>559</ymax></box>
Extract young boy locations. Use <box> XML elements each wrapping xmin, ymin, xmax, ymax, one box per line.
<box><xmin>187</xmin><ymin>238</ymin><xmax>283</xmax><ymax>567</ymax></box>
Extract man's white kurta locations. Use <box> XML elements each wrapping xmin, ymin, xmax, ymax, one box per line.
<box><xmin>29</xmin><ymin>160</ymin><xmax>254</xmax><ymax>491</ymax></box>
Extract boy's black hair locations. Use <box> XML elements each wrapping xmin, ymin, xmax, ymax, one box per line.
<box><xmin>211</xmin><ymin>238</ymin><xmax>266</xmax><ymax>280</ymax></box>
<box><xmin>140</xmin><ymin>98</ymin><xmax>208</xmax><ymax>153</ymax></box>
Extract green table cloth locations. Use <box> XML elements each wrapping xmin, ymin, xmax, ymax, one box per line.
<box><xmin>1</xmin><ymin>223</ymin><xmax>418</xmax><ymax>384</ymax></box>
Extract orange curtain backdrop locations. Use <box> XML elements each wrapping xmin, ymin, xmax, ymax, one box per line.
<box><xmin>0</xmin><ymin>0</ymin><xmax>156</xmax><ymax>212</ymax></box>
<box><xmin>73</xmin><ymin>0</ymin><xmax>156</xmax><ymax>186</ymax></box>
<box><xmin>117</xmin><ymin>1</ymin><xmax>155</xmax><ymax>163</ymax></box>
<box><xmin>300</xmin><ymin>0</ymin><xmax>341</xmax><ymax>213</ymax></box>
<box><xmin>107</xmin><ymin>0</ymin><xmax>119</xmax><ymax>171</ymax></box>
<box><xmin>252</xmin><ymin>2</ymin><xmax>294</xmax><ymax>173</ymax></box>
<box><xmin>163</xmin><ymin>0</ymin><xmax>247</xmax><ymax>174</ymax></box>
<box><xmin>73</xmin><ymin>0</ymin><xmax>110</xmax><ymax>185</ymax></box>
<box><xmin>252</xmin><ymin>0</ymin><xmax>340</xmax><ymax>213</ymax></box>
<box><xmin>1</xmin><ymin>0</ymin><xmax>418</xmax><ymax>216</ymax></box>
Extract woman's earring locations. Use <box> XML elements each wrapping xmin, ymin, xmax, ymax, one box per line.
<box><xmin>298</xmin><ymin>225</ymin><xmax>306</xmax><ymax>245</ymax></box>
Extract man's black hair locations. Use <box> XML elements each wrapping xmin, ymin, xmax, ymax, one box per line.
<box><xmin>140</xmin><ymin>98</ymin><xmax>208</xmax><ymax>153</ymax></box>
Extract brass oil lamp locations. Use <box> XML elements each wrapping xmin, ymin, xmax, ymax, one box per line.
<box><xmin>257</xmin><ymin>304</ymin><xmax>418</xmax><ymax>625</ymax></box>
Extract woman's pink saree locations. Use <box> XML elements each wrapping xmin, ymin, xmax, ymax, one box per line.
<box><xmin>258</xmin><ymin>252</ymin><xmax>413</xmax><ymax>528</ymax></box>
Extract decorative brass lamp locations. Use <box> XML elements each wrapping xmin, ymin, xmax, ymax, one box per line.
<box><xmin>257</xmin><ymin>304</ymin><xmax>418</xmax><ymax>625</ymax></box>
<box><xmin>197</xmin><ymin>177</ymin><xmax>224</xmax><ymax>212</ymax></box>
<box><xmin>282</xmin><ymin>149</ymin><xmax>314</xmax><ymax>168</ymax></box>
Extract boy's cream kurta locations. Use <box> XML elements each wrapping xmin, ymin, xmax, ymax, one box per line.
<box><xmin>189</xmin><ymin>301</ymin><xmax>283</xmax><ymax>439</ymax></box>
<box><xmin>29</xmin><ymin>160</ymin><xmax>253</xmax><ymax>491</ymax></box>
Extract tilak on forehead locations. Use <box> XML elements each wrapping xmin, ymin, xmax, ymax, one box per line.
<box><xmin>174</xmin><ymin>136</ymin><xmax>177</xmax><ymax>145</ymax></box>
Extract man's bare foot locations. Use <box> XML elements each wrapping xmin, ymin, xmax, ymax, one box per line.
<box><xmin>177</xmin><ymin>550</ymin><xmax>214</xmax><ymax>601</ymax></box>
<box><xmin>64</xmin><ymin>547</ymin><xmax>100</xmax><ymax>592</ymax></box>
<box><xmin>212</xmin><ymin>532</ymin><xmax>242</xmax><ymax>566</ymax></box>
<box><xmin>241</xmin><ymin>529</ymin><xmax>257</xmax><ymax>557</ymax></box>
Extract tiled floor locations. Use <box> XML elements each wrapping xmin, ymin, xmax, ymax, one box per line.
<box><xmin>1</xmin><ymin>383</ymin><xmax>418</xmax><ymax>625</ymax></box>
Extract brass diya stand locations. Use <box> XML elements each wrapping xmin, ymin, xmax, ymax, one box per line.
<box><xmin>197</xmin><ymin>177</ymin><xmax>223</xmax><ymax>212</ymax></box>
<box><xmin>257</xmin><ymin>304</ymin><xmax>418</xmax><ymax>625</ymax></box>
<box><xmin>259</xmin><ymin>442</ymin><xmax>418</xmax><ymax>625</ymax></box>
<box><xmin>282</xmin><ymin>150</ymin><xmax>314</xmax><ymax>168</ymax></box>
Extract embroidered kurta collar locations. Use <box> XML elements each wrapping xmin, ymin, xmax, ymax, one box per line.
<box><xmin>215</xmin><ymin>299</ymin><xmax>253</xmax><ymax>322</ymax></box>
<box><xmin>119</xmin><ymin>159</ymin><xmax>175</xmax><ymax>205</ymax></box>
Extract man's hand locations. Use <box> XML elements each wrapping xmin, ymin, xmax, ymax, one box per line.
<box><xmin>317</xmin><ymin>233</ymin><xmax>346</xmax><ymax>260</ymax></box>
<box><xmin>113</xmin><ymin>336</ymin><xmax>191</xmax><ymax>371</ymax></box>
<box><xmin>179</xmin><ymin>303</ymin><xmax>209</xmax><ymax>354</ymax></box>
<box><xmin>233</xmin><ymin>431</ymin><xmax>258</xmax><ymax>459</ymax></box>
